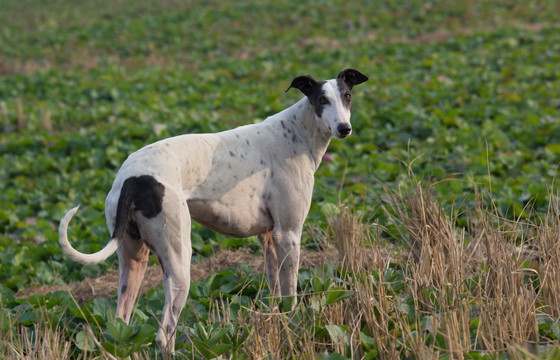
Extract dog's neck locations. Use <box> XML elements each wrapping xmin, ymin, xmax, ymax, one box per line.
<box><xmin>285</xmin><ymin>97</ymin><xmax>335</xmax><ymax>171</ymax></box>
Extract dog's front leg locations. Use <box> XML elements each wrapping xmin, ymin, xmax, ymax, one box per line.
<box><xmin>258</xmin><ymin>232</ymin><xmax>280</xmax><ymax>296</ymax></box>
<box><xmin>274</xmin><ymin>230</ymin><xmax>301</xmax><ymax>306</ymax></box>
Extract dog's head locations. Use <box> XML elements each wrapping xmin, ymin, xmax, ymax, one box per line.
<box><xmin>286</xmin><ymin>68</ymin><xmax>368</xmax><ymax>138</ymax></box>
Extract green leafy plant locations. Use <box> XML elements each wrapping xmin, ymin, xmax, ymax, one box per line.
<box><xmin>2</xmin><ymin>0</ymin><xmax>560</xmax><ymax>358</ymax></box>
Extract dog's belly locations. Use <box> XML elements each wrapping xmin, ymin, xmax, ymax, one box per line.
<box><xmin>187</xmin><ymin>199</ymin><xmax>273</xmax><ymax>238</ymax></box>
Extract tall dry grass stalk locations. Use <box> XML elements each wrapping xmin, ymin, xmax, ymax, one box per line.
<box><xmin>1</xmin><ymin>101</ymin><xmax>9</xmax><ymax>131</ymax></box>
<box><xmin>2</xmin><ymin>321</ymin><xmax>72</xmax><ymax>360</ymax></box>
<box><xmin>381</xmin><ymin>178</ymin><xmax>560</xmax><ymax>358</ymax></box>
<box><xmin>16</xmin><ymin>97</ymin><xmax>26</xmax><ymax>131</ymax></box>
<box><xmin>537</xmin><ymin>191</ymin><xmax>560</xmax><ymax>319</ymax></box>
<box><xmin>328</xmin><ymin>205</ymin><xmax>407</xmax><ymax>359</ymax></box>
<box><xmin>328</xmin><ymin>205</ymin><xmax>369</xmax><ymax>273</ymax></box>
<box><xmin>40</xmin><ymin>106</ymin><xmax>54</xmax><ymax>133</ymax></box>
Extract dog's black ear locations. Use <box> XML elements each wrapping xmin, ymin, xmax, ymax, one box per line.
<box><xmin>285</xmin><ymin>75</ymin><xmax>318</xmax><ymax>97</ymax></box>
<box><xmin>337</xmin><ymin>69</ymin><xmax>368</xmax><ymax>89</ymax></box>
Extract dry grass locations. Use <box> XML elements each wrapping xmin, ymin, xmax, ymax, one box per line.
<box><xmin>2</xmin><ymin>317</ymin><xmax>72</xmax><ymax>360</ymax></box>
<box><xmin>234</xmin><ymin>178</ymin><xmax>560</xmax><ymax>358</ymax></box>
<box><xmin>377</xmin><ymin>179</ymin><xmax>560</xmax><ymax>358</ymax></box>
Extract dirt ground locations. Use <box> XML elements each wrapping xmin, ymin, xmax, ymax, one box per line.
<box><xmin>16</xmin><ymin>247</ymin><xmax>339</xmax><ymax>304</ymax></box>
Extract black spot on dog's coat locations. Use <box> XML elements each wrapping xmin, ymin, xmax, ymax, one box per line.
<box><xmin>112</xmin><ymin>175</ymin><xmax>165</xmax><ymax>239</ymax></box>
<box><xmin>126</xmin><ymin>220</ymin><xmax>141</xmax><ymax>240</ymax></box>
<box><xmin>129</xmin><ymin>176</ymin><xmax>164</xmax><ymax>218</ymax></box>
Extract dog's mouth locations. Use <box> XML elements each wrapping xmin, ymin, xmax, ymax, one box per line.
<box><xmin>335</xmin><ymin>130</ymin><xmax>352</xmax><ymax>139</ymax></box>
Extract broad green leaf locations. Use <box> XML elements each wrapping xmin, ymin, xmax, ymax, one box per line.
<box><xmin>192</xmin><ymin>338</ymin><xmax>232</xmax><ymax>359</ymax></box>
<box><xmin>546</xmin><ymin>144</ymin><xmax>560</xmax><ymax>153</ymax></box>
<box><xmin>325</xmin><ymin>288</ymin><xmax>352</xmax><ymax>305</ymax></box>
<box><xmin>208</xmin><ymin>327</ymin><xmax>231</xmax><ymax>345</ymax></box>
<box><xmin>75</xmin><ymin>331</ymin><xmax>96</xmax><ymax>351</ymax></box>
<box><xmin>101</xmin><ymin>342</ymin><xmax>124</xmax><ymax>358</ymax></box>
<box><xmin>360</xmin><ymin>331</ymin><xmax>376</xmax><ymax>349</ymax></box>
<box><xmin>325</xmin><ymin>324</ymin><xmax>349</xmax><ymax>345</ymax></box>
<box><xmin>91</xmin><ymin>298</ymin><xmax>115</xmax><ymax>324</ymax></box>
<box><xmin>105</xmin><ymin>318</ymin><xmax>135</xmax><ymax>343</ymax></box>
<box><xmin>311</xmin><ymin>276</ymin><xmax>324</xmax><ymax>293</ymax></box>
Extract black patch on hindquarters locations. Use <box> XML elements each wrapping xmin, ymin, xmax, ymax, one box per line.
<box><xmin>121</xmin><ymin>285</ymin><xmax>127</xmax><ymax>294</ymax></box>
<box><xmin>126</xmin><ymin>220</ymin><xmax>141</xmax><ymax>240</ymax></box>
<box><xmin>112</xmin><ymin>175</ymin><xmax>165</xmax><ymax>239</ymax></box>
<box><xmin>128</xmin><ymin>175</ymin><xmax>165</xmax><ymax>218</ymax></box>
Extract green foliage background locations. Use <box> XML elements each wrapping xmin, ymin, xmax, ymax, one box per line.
<box><xmin>1</xmin><ymin>0</ymin><xmax>559</xmax><ymax>290</ymax></box>
<box><xmin>0</xmin><ymin>0</ymin><xmax>559</xmax><ymax>357</ymax></box>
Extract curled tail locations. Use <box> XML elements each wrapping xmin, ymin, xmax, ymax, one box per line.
<box><xmin>59</xmin><ymin>175</ymin><xmax>162</xmax><ymax>265</ymax></box>
<box><xmin>58</xmin><ymin>206</ymin><xmax>119</xmax><ymax>265</ymax></box>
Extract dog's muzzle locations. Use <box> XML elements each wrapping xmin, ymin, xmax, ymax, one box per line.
<box><xmin>337</xmin><ymin>123</ymin><xmax>352</xmax><ymax>138</ymax></box>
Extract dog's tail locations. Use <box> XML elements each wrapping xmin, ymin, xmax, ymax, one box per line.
<box><xmin>58</xmin><ymin>206</ymin><xmax>119</xmax><ymax>265</ymax></box>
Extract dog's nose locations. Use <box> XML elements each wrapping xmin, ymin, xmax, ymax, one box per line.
<box><xmin>337</xmin><ymin>123</ymin><xmax>352</xmax><ymax>137</ymax></box>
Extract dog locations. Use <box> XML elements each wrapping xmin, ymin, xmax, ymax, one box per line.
<box><xmin>59</xmin><ymin>68</ymin><xmax>368</xmax><ymax>354</ymax></box>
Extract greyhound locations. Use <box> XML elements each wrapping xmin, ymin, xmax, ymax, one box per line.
<box><xmin>59</xmin><ymin>68</ymin><xmax>368</xmax><ymax>354</ymax></box>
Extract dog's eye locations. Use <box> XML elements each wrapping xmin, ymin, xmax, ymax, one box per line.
<box><xmin>319</xmin><ymin>97</ymin><xmax>329</xmax><ymax>105</ymax></box>
<box><xmin>345</xmin><ymin>93</ymin><xmax>351</xmax><ymax>101</ymax></box>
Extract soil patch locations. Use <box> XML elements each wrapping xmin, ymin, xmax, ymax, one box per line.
<box><xmin>16</xmin><ymin>247</ymin><xmax>339</xmax><ymax>304</ymax></box>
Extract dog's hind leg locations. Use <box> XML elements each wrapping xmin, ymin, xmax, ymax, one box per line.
<box><xmin>115</xmin><ymin>232</ymin><xmax>150</xmax><ymax>323</ymax></box>
<box><xmin>141</xmin><ymin>191</ymin><xmax>192</xmax><ymax>355</ymax></box>
<box><xmin>259</xmin><ymin>231</ymin><xmax>280</xmax><ymax>296</ymax></box>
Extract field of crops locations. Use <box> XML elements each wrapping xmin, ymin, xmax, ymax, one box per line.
<box><xmin>1</xmin><ymin>0</ymin><xmax>560</xmax><ymax>358</ymax></box>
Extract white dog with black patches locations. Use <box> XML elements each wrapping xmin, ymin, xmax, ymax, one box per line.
<box><xmin>59</xmin><ymin>68</ymin><xmax>368</xmax><ymax>354</ymax></box>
